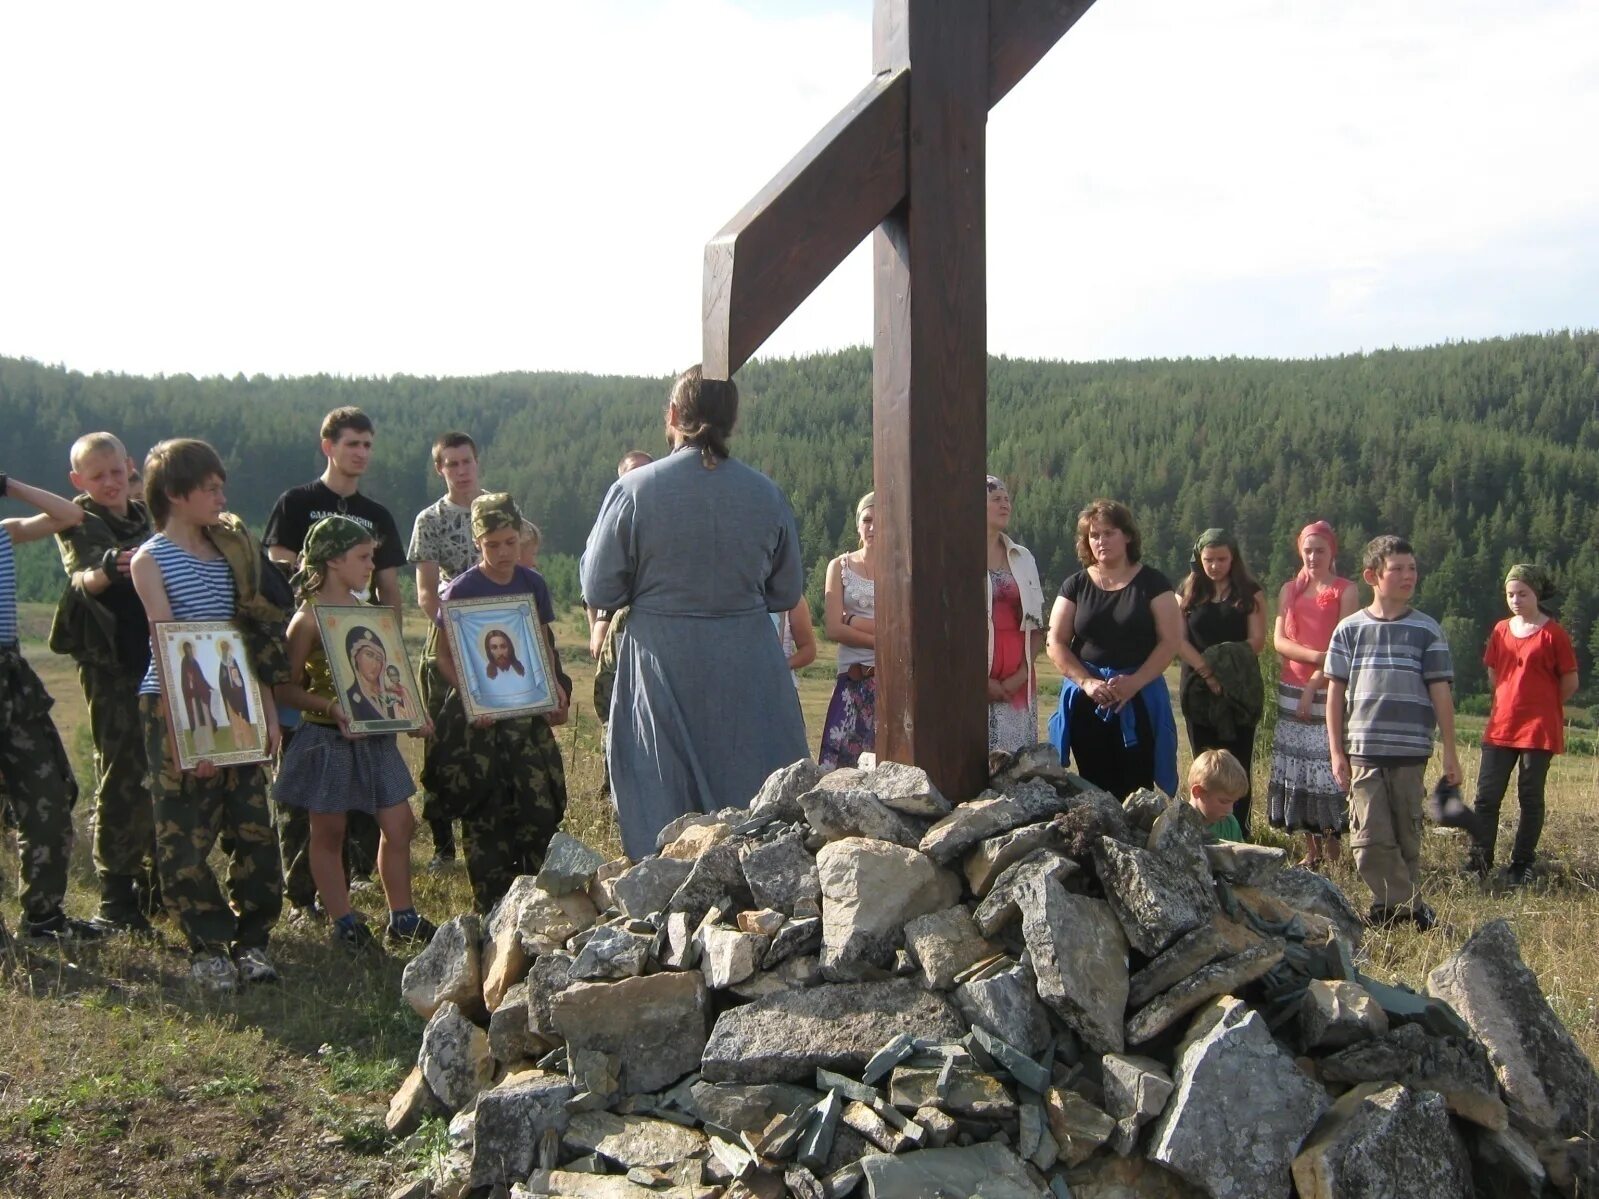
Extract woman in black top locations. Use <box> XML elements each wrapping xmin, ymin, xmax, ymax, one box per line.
<box><xmin>1175</xmin><ymin>529</ymin><xmax>1266</xmax><ymax>831</ymax></box>
<box><xmin>1046</xmin><ymin>499</ymin><xmax>1181</xmax><ymax>798</ymax></box>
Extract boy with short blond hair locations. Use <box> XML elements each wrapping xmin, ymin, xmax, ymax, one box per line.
<box><xmin>1325</xmin><ymin>534</ymin><xmax>1459</xmax><ymax>931</ymax></box>
<box><xmin>51</xmin><ymin>431</ymin><xmax>161</xmax><ymax>932</ymax></box>
<box><xmin>1187</xmin><ymin>748</ymin><xmax>1249</xmax><ymax>841</ymax></box>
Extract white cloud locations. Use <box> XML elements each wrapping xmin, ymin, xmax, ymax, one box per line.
<box><xmin>0</xmin><ymin>0</ymin><xmax>1594</xmax><ymax>377</ymax></box>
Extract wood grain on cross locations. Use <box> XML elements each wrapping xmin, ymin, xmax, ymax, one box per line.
<box><xmin>704</xmin><ymin>0</ymin><xmax>1096</xmax><ymax>800</ymax></box>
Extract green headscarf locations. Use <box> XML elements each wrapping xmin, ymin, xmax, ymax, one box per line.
<box><xmin>471</xmin><ymin>492</ymin><xmax>524</xmax><ymax>540</ymax></box>
<box><xmin>1193</xmin><ymin>527</ymin><xmax>1232</xmax><ymax>556</ymax></box>
<box><xmin>1507</xmin><ymin>563</ymin><xmax>1558</xmax><ymax>615</ymax></box>
<box><xmin>303</xmin><ymin>515</ymin><xmax>372</xmax><ymax>570</ymax></box>
<box><xmin>293</xmin><ymin>515</ymin><xmax>372</xmax><ymax>599</ymax></box>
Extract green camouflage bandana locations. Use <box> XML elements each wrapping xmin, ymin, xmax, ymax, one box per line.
<box><xmin>301</xmin><ymin>515</ymin><xmax>372</xmax><ymax>572</ymax></box>
<box><xmin>471</xmin><ymin>492</ymin><xmax>524</xmax><ymax>540</ymax></box>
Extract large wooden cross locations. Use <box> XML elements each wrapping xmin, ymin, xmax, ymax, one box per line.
<box><xmin>704</xmin><ymin>0</ymin><xmax>1096</xmax><ymax>801</ymax></box>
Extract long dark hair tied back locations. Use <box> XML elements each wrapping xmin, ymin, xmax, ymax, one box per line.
<box><xmin>1181</xmin><ymin>529</ymin><xmax>1260</xmax><ymax>613</ymax></box>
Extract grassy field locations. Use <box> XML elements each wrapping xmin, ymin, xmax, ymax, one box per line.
<box><xmin>2</xmin><ymin>602</ymin><xmax>1597</xmax><ymax>1197</ymax></box>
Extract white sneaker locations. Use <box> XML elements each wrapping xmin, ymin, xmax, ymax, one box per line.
<box><xmin>234</xmin><ymin>946</ymin><xmax>279</xmax><ymax>985</ymax></box>
<box><xmin>191</xmin><ymin>954</ymin><xmax>239</xmax><ymax>992</ymax></box>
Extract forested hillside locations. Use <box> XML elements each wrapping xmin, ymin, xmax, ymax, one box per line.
<box><xmin>5</xmin><ymin>331</ymin><xmax>1598</xmax><ymax>696</ymax></box>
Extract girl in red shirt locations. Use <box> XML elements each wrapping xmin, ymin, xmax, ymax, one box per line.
<box><xmin>1466</xmin><ymin>564</ymin><xmax>1578</xmax><ymax>886</ymax></box>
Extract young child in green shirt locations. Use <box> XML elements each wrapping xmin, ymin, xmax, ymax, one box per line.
<box><xmin>1188</xmin><ymin>748</ymin><xmax>1249</xmax><ymax>842</ymax></box>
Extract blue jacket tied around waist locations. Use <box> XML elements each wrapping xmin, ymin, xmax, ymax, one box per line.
<box><xmin>1048</xmin><ymin>663</ymin><xmax>1178</xmax><ymax>796</ymax></box>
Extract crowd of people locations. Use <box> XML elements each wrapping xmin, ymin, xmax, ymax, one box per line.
<box><xmin>0</xmin><ymin>365</ymin><xmax>1581</xmax><ymax>988</ymax></box>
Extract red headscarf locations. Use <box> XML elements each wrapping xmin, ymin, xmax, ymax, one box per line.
<box><xmin>1287</xmin><ymin>520</ymin><xmax>1338</xmax><ymax>605</ymax></box>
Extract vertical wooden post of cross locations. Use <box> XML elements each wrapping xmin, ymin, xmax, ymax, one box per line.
<box><xmin>870</xmin><ymin>0</ymin><xmax>991</xmax><ymax>800</ymax></box>
<box><xmin>702</xmin><ymin>0</ymin><xmax>1099</xmax><ymax>801</ymax></box>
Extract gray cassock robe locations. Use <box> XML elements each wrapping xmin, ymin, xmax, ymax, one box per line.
<box><xmin>580</xmin><ymin>445</ymin><xmax>809</xmax><ymax>859</ymax></box>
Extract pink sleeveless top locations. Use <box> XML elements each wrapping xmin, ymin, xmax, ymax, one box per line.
<box><xmin>1281</xmin><ymin>576</ymin><xmax>1352</xmax><ymax>687</ymax></box>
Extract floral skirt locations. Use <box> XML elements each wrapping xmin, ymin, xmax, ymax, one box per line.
<box><xmin>819</xmin><ymin>672</ymin><xmax>876</xmax><ymax>770</ymax></box>
<box><xmin>1266</xmin><ymin>683</ymin><xmax>1348</xmax><ymax>833</ymax></box>
<box><xmin>988</xmin><ymin>696</ymin><xmax>1038</xmax><ymax>756</ymax></box>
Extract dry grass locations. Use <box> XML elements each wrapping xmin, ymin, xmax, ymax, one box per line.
<box><xmin>2</xmin><ymin>603</ymin><xmax>1596</xmax><ymax>1196</ymax></box>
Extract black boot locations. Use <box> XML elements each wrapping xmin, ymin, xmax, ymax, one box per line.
<box><xmin>93</xmin><ymin>874</ymin><xmax>153</xmax><ymax>934</ymax></box>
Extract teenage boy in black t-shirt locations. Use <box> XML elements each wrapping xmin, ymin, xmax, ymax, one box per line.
<box><xmin>263</xmin><ymin>407</ymin><xmax>403</xmax><ymax>920</ymax></box>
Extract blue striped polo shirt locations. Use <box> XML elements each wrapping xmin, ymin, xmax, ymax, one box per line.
<box><xmin>0</xmin><ymin>525</ymin><xmax>17</xmax><ymax>646</ymax></box>
<box><xmin>138</xmin><ymin>533</ymin><xmax>237</xmax><ymax>695</ymax></box>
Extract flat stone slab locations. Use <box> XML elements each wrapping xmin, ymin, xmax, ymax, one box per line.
<box><xmin>420</xmin><ymin>1000</ymin><xmax>493</xmax><ymax>1113</ymax></box>
<box><xmin>816</xmin><ymin>837</ymin><xmax>961</xmax><ymax>980</ymax></box>
<box><xmin>858</xmin><ymin>1142</ymin><xmax>1047</xmax><ymax>1198</ymax></box>
<box><xmin>1128</xmin><ymin>914</ymin><xmax>1261</xmax><ymax>1008</ymax></box>
<box><xmin>562</xmin><ymin>1111</ymin><xmax>708</xmax><ymax>1169</ymax></box>
<box><xmin>700</xmin><ymin>979</ymin><xmax>965</xmax><ymax>1085</ymax></box>
<box><xmin>536</xmin><ymin>831</ymin><xmax>607</xmax><ymax>895</ymax></box>
<box><xmin>739</xmin><ymin>831</ymin><xmax>821</xmax><ymax>916</ymax></box>
<box><xmin>1263</xmin><ymin>864</ymin><xmax>1366</xmax><ymax>947</ymax></box>
<box><xmin>1093</xmin><ymin>836</ymin><xmax>1216</xmax><ymax>958</ymax></box>
<box><xmin>903</xmin><ymin>906</ymin><xmax>995</xmax><ymax>990</ymax></box>
<box><xmin>470</xmin><ymin>1070</ymin><xmax>575</xmax><ymax>1187</ymax></box>
<box><xmin>750</xmin><ymin>758</ymin><xmax>827</xmax><ymax>824</ymax></box>
<box><xmin>1427</xmin><ymin>917</ymin><xmax>1599</xmax><ymax>1139</ymax></box>
<box><xmin>963</xmin><ymin>822</ymin><xmax>1059</xmax><ymax>897</ymax></box>
<box><xmin>1126</xmin><ymin>939</ymin><xmax>1285</xmax><ymax>1045</ymax></box>
<box><xmin>1203</xmin><ymin>841</ymin><xmax>1287</xmax><ymax>885</ymax></box>
<box><xmin>918</xmin><ymin>780</ymin><xmax>1072</xmax><ymax>864</ymax></box>
<box><xmin>1148</xmin><ymin>998</ymin><xmax>1328</xmax><ymax>1199</ymax></box>
<box><xmin>549</xmin><ymin>971</ymin><xmax>709</xmax><ymax>1095</ymax></box>
<box><xmin>955</xmin><ymin>962</ymin><xmax>1051</xmax><ymax>1057</ymax></box>
<box><xmin>1022</xmin><ymin>875</ymin><xmax>1129</xmax><ymax>1054</ymax></box>
<box><xmin>610</xmin><ymin>856</ymin><xmax>694</xmax><ymax>920</ymax></box>
<box><xmin>800</xmin><ymin>787</ymin><xmax>925</xmax><ymax>848</ymax></box>
<box><xmin>861</xmin><ymin>761</ymin><xmax>953</xmax><ymax>818</ymax></box>
<box><xmin>402</xmin><ymin>913</ymin><xmax>483</xmax><ymax>1020</ymax></box>
<box><xmin>1292</xmin><ymin>1083</ymin><xmax>1471</xmax><ymax>1199</ymax></box>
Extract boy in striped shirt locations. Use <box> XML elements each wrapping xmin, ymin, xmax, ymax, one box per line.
<box><xmin>1325</xmin><ymin>535</ymin><xmax>1460</xmax><ymax>931</ymax></box>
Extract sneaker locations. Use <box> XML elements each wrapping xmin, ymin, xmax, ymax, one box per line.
<box><xmin>1463</xmin><ymin>849</ymin><xmax>1492</xmax><ymax>880</ymax></box>
<box><xmin>425</xmin><ymin>854</ymin><xmax>455</xmax><ymax>872</ymax></box>
<box><xmin>24</xmin><ymin>911</ymin><xmax>111</xmax><ymax>943</ymax></box>
<box><xmin>333</xmin><ymin>919</ymin><xmax>382</xmax><ymax>956</ymax></box>
<box><xmin>386</xmin><ymin>912</ymin><xmax>438</xmax><ymax>946</ymax></box>
<box><xmin>1409</xmin><ymin>901</ymin><xmax>1438</xmax><ymax>932</ymax></box>
<box><xmin>233</xmin><ymin>946</ymin><xmax>279</xmax><ymax>985</ymax></box>
<box><xmin>348</xmin><ymin>874</ymin><xmax>377</xmax><ymax>894</ymax></box>
<box><xmin>287</xmin><ymin>902</ymin><xmax>326</xmax><ymax>928</ymax></box>
<box><xmin>191</xmin><ymin>954</ymin><xmax>239</xmax><ymax>992</ymax></box>
<box><xmin>1507</xmin><ymin>863</ymin><xmax>1535</xmax><ymax>888</ymax></box>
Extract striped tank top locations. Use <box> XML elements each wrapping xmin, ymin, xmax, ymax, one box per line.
<box><xmin>138</xmin><ymin>533</ymin><xmax>238</xmax><ymax>695</ymax></box>
<box><xmin>0</xmin><ymin>525</ymin><xmax>17</xmax><ymax>646</ymax></box>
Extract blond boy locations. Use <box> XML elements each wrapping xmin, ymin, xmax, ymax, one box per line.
<box><xmin>1187</xmin><ymin>748</ymin><xmax>1249</xmax><ymax>841</ymax></box>
<box><xmin>51</xmin><ymin>432</ymin><xmax>161</xmax><ymax>932</ymax></box>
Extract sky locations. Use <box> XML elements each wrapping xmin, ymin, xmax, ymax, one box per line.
<box><xmin>2</xmin><ymin>0</ymin><xmax>1596</xmax><ymax>380</ymax></box>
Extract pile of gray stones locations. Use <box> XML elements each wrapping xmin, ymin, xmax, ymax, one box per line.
<box><xmin>385</xmin><ymin>745</ymin><xmax>1599</xmax><ymax>1199</ymax></box>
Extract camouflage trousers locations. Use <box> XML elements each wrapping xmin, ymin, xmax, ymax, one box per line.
<box><xmin>77</xmin><ymin>664</ymin><xmax>158</xmax><ymax>896</ymax></box>
<box><xmin>422</xmin><ymin>690</ymin><xmax>567</xmax><ymax>915</ymax></box>
<box><xmin>416</xmin><ymin>650</ymin><xmax>457</xmax><ymax>855</ymax></box>
<box><xmin>140</xmin><ymin>695</ymin><xmax>282</xmax><ymax>954</ymax></box>
<box><xmin>0</xmin><ymin>646</ymin><xmax>79</xmax><ymax>923</ymax></box>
